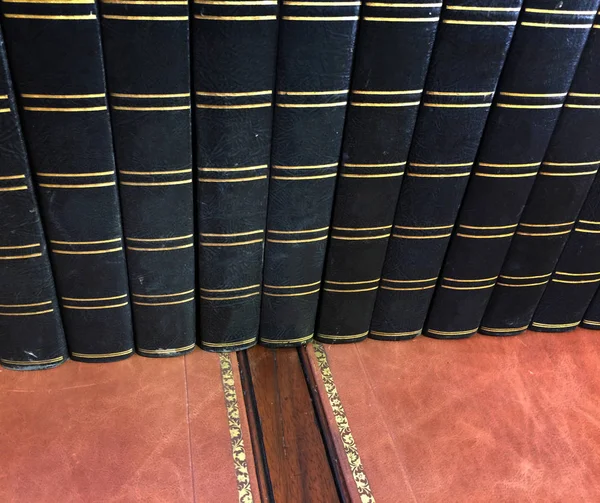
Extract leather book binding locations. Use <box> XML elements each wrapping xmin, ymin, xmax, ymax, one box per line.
<box><xmin>533</xmin><ymin>173</ymin><xmax>600</xmax><ymax>332</ymax></box>
<box><xmin>369</xmin><ymin>0</ymin><xmax>523</xmax><ymax>341</ymax></box>
<box><xmin>0</xmin><ymin>29</ymin><xmax>68</xmax><ymax>370</ymax></box>
<box><xmin>424</xmin><ymin>0</ymin><xmax>598</xmax><ymax>339</ymax></box>
<box><xmin>482</xmin><ymin>18</ymin><xmax>600</xmax><ymax>336</ymax></box>
<box><xmin>100</xmin><ymin>0</ymin><xmax>196</xmax><ymax>356</ymax></box>
<box><xmin>260</xmin><ymin>2</ymin><xmax>360</xmax><ymax>347</ymax></box>
<box><xmin>193</xmin><ymin>0</ymin><xmax>278</xmax><ymax>351</ymax></box>
<box><xmin>1</xmin><ymin>0</ymin><xmax>135</xmax><ymax>361</ymax></box>
<box><xmin>314</xmin><ymin>0</ymin><xmax>442</xmax><ymax>344</ymax></box>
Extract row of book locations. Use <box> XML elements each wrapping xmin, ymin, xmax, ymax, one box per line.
<box><xmin>2</xmin><ymin>0</ymin><xmax>600</xmax><ymax>370</ymax></box>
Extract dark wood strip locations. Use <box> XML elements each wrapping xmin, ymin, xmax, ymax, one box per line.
<box><xmin>298</xmin><ymin>346</ymin><xmax>351</xmax><ymax>502</ymax></box>
<box><xmin>245</xmin><ymin>345</ymin><xmax>339</xmax><ymax>502</ymax></box>
<box><xmin>238</xmin><ymin>350</ymin><xmax>275</xmax><ymax>503</ymax></box>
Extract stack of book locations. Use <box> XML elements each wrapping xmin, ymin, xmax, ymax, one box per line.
<box><xmin>2</xmin><ymin>0</ymin><xmax>600</xmax><ymax>370</ymax></box>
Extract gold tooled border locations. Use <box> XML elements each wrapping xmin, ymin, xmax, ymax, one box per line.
<box><xmin>219</xmin><ymin>353</ymin><xmax>254</xmax><ymax>503</ymax></box>
<box><xmin>313</xmin><ymin>341</ymin><xmax>376</xmax><ymax>503</ymax></box>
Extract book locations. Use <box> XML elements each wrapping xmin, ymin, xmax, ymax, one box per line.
<box><xmin>481</xmin><ymin>19</ymin><xmax>600</xmax><ymax>336</ymax></box>
<box><xmin>1</xmin><ymin>0</ymin><xmax>135</xmax><ymax>361</ymax></box>
<box><xmin>260</xmin><ymin>2</ymin><xmax>360</xmax><ymax>347</ymax></box>
<box><xmin>193</xmin><ymin>0</ymin><xmax>278</xmax><ymax>351</ymax></box>
<box><xmin>100</xmin><ymin>0</ymin><xmax>196</xmax><ymax>356</ymax></box>
<box><xmin>532</xmin><ymin>173</ymin><xmax>600</xmax><ymax>332</ymax></box>
<box><xmin>0</xmin><ymin>30</ymin><xmax>68</xmax><ymax>370</ymax></box>
<box><xmin>369</xmin><ymin>0</ymin><xmax>523</xmax><ymax>341</ymax></box>
<box><xmin>423</xmin><ymin>0</ymin><xmax>598</xmax><ymax>339</ymax></box>
<box><xmin>314</xmin><ymin>0</ymin><xmax>442</xmax><ymax>345</ymax></box>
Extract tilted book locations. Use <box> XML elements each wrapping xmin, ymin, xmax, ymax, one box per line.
<box><xmin>1</xmin><ymin>0</ymin><xmax>135</xmax><ymax>361</ymax></box>
<box><xmin>315</xmin><ymin>0</ymin><xmax>442</xmax><ymax>344</ymax></box>
<box><xmin>100</xmin><ymin>0</ymin><xmax>196</xmax><ymax>356</ymax></box>
<box><xmin>193</xmin><ymin>0</ymin><xmax>278</xmax><ymax>351</ymax></box>
<box><xmin>260</xmin><ymin>1</ymin><xmax>360</xmax><ymax>347</ymax></box>
<box><xmin>369</xmin><ymin>0</ymin><xmax>523</xmax><ymax>341</ymax></box>
<box><xmin>481</xmin><ymin>17</ymin><xmax>600</xmax><ymax>335</ymax></box>
<box><xmin>424</xmin><ymin>0</ymin><xmax>599</xmax><ymax>339</ymax></box>
<box><xmin>0</xmin><ymin>29</ymin><xmax>68</xmax><ymax>370</ymax></box>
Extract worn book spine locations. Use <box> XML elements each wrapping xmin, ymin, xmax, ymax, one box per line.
<box><xmin>532</xmin><ymin>174</ymin><xmax>600</xmax><ymax>332</ymax></box>
<box><xmin>0</xmin><ymin>31</ymin><xmax>68</xmax><ymax>370</ymax></box>
<box><xmin>424</xmin><ymin>0</ymin><xmax>598</xmax><ymax>339</ymax></box>
<box><xmin>260</xmin><ymin>2</ymin><xmax>360</xmax><ymax>347</ymax></box>
<box><xmin>369</xmin><ymin>0</ymin><xmax>523</xmax><ymax>341</ymax></box>
<box><xmin>100</xmin><ymin>0</ymin><xmax>195</xmax><ymax>357</ymax></box>
<box><xmin>193</xmin><ymin>0</ymin><xmax>278</xmax><ymax>351</ymax></box>
<box><xmin>314</xmin><ymin>0</ymin><xmax>442</xmax><ymax>345</ymax></box>
<box><xmin>481</xmin><ymin>18</ymin><xmax>600</xmax><ymax>336</ymax></box>
<box><xmin>1</xmin><ymin>0</ymin><xmax>135</xmax><ymax>361</ymax></box>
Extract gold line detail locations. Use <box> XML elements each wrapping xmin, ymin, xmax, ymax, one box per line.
<box><xmin>441</xmin><ymin>284</ymin><xmax>495</xmax><ymax>290</ymax></box>
<box><xmin>552</xmin><ymin>278</ymin><xmax>600</xmax><ymax>284</ymax></box>
<box><xmin>263</xmin><ymin>288</ymin><xmax>320</xmax><ymax>297</ymax></box>
<box><xmin>364</xmin><ymin>16</ymin><xmax>439</xmax><ymax>21</ymax></box>
<box><xmin>21</xmin><ymin>93</ymin><xmax>104</xmax><ymax>99</ymax></box>
<box><xmin>344</xmin><ymin>162</ymin><xmax>406</xmax><ymax>168</ymax></box>
<box><xmin>261</xmin><ymin>334</ymin><xmax>314</xmax><ymax>344</ymax></box>
<box><xmin>272</xmin><ymin>163</ymin><xmax>337</xmax><ymax>170</ymax></box>
<box><xmin>423</xmin><ymin>103</ymin><xmax>491</xmax><ymax>108</ymax></box>
<box><xmin>103</xmin><ymin>14</ymin><xmax>188</xmax><ymax>20</ymax></box>
<box><xmin>500</xmin><ymin>273</ymin><xmax>551</xmax><ymax>280</ymax></box>
<box><xmin>555</xmin><ymin>271</ymin><xmax>600</xmax><ymax>276</ymax></box>
<box><xmin>382</xmin><ymin>277</ymin><xmax>437</xmax><ymax>283</ymax></box>
<box><xmin>496</xmin><ymin>103</ymin><xmax>563</xmax><ymax>109</ymax></box>
<box><xmin>325</xmin><ymin>278</ymin><xmax>379</xmax><ymax>285</ymax></box>
<box><xmin>426</xmin><ymin>91</ymin><xmax>493</xmax><ymax>96</ymax></box>
<box><xmin>137</xmin><ymin>343</ymin><xmax>196</xmax><ymax>355</ymax></box>
<box><xmin>195</xmin><ymin>14</ymin><xmax>277</xmax><ymax>20</ymax></box>
<box><xmin>380</xmin><ymin>285</ymin><xmax>435</xmax><ymax>291</ymax></box>
<box><xmin>525</xmin><ymin>8</ymin><xmax>597</xmax><ymax>14</ymax></box>
<box><xmin>519</xmin><ymin>221</ymin><xmax>574</xmax><ymax>228</ymax></box>
<box><xmin>407</xmin><ymin>173</ymin><xmax>470</xmax><ymax>178</ymax></box>
<box><xmin>198</xmin><ymin>175</ymin><xmax>267</xmax><ymax>183</ymax></box>
<box><xmin>575</xmin><ymin>228</ymin><xmax>600</xmax><ymax>234</ymax></box>
<box><xmin>200</xmin><ymin>230</ymin><xmax>263</xmax><ymax>237</ymax></box>
<box><xmin>127</xmin><ymin>243</ymin><xmax>194</xmax><ymax>252</ymax></box>
<box><xmin>340</xmin><ymin>172</ymin><xmax>404</xmax><ymax>178</ymax></box>
<box><xmin>323</xmin><ymin>286</ymin><xmax>379</xmax><ymax>293</ymax></box>
<box><xmin>543</xmin><ymin>160</ymin><xmax>600</xmax><ymax>166</ymax></box>
<box><xmin>312</xmin><ymin>342</ymin><xmax>375</xmax><ymax>502</ymax></box>
<box><xmin>111</xmin><ymin>92</ymin><xmax>190</xmax><ymax>98</ymax></box>
<box><xmin>39</xmin><ymin>182</ymin><xmax>116</xmax><ymax>189</ymax></box>
<box><xmin>442</xmin><ymin>19</ymin><xmax>517</xmax><ymax>25</ymax></box>
<box><xmin>23</xmin><ymin>106</ymin><xmax>106</xmax><ymax>112</ymax></box>
<box><xmin>351</xmin><ymin>101</ymin><xmax>420</xmax><ymax>107</ymax></box>
<box><xmin>121</xmin><ymin>179</ymin><xmax>192</xmax><ymax>187</ymax></box>
<box><xmin>0</xmin><ymin>252</ymin><xmax>42</xmax><ymax>260</ymax></box>
<box><xmin>427</xmin><ymin>328</ymin><xmax>478</xmax><ymax>336</ymax></box>
<box><xmin>331</xmin><ymin>233</ymin><xmax>390</xmax><ymax>241</ymax></box>
<box><xmin>52</xmin><ymin>248</ymin><xmax>122</xmax><ymax>255</ymax></box>
<box><xmin>196</xmin><ymin>103</ymin><xmax>271</xmax><ymax>109</ymax></box>
<box><xmin>199</xmin><ymin>165</ymin><xmax>268</xmax><ymax>172</ymax></box>
<box><xmin>0</xmin><ymin>308</ymin><xmax>54</xmax><ymax>316</ymax></box>
<box><xmin>62</xmin><ymin>302</ymin><xmax>129</xmax><ymax>310</ymax></box>
<box><xmin>392</xmin><ymin>233</ymin><xmax>451</xmax><ymax>239</ymax></box>
<box><xmin>132</xmin><ymin>289</ymin><xmax>195</xmax><ymax>298</ymax></box>
<box><xmin>196</xmin><ymin>90</ymin><xmax>271</xmax><ymax>97</ymax></box>
<box><xmin>133</xmin><ymin>297</ymin><xmax>194</xmax><ymax>306</ymax></box>
<box><xmin>446</xmin><ymin>5</ymin><xmax>520</xmax><ymax>11</ymax></box>
<box><xmin>317</xmin><ymin>332</ymin><xmax>369</xmax><ymax>340</ymax></box>
<box><xmin>36</xmin><ymin>171</ymin><xmax>114</xmax><ymax>177</ymax></box>
<box><xmin>444</xmin><ymin>276</ymin><xmax>497</xmax><ymax>283</ymax></box>
<box><xmin>479</xmin><ymin>162</ymin><xmax>540</xmax><ymax>168</ymax></box>
<box><xmin>370</xmin><ymin>329</ymin><xmax>422</xmax><ymax>337</ymax></box>
<box><xmin>278</xmin><ymin>90</ymin><xmax>348</xmax><ymax>95</ymax></box>
<box><xmin>71</xmin><ymin>349</ymin><xmax>134</xmax><ymax>359</ymax></box>
<box><xmin>582</xmin><ymin>319</ymin><xmax>600</xmax><ymax>326</ymax></box>
<box><xmin>579</xmin><ymin>220</ymin><xmax>600</xmax><ymax>224</ymax></box>
<box><xmin>264</xmin><ymin>281</ymin><xmax>321</xmax><ymax>289</ymax></box>
<box><xmin>284</xmin><ymin>0</ymin><xmax>360</xmax><ymax>4</ymax></box>
<box><xmin>516</xmin><ymin>230</ymin><xmax>571</xmax><ymax>237</ymax></box>
<box><xmin>203</xmin><ymin>337</ymin><xmax>256</xmax><ymax>348</ymax></box>
<box><xmin>475</xmin><ymin>173</ymin><xmax>537</xmax><ymax>178</ymax></box>
<box><xmin>1</xmin><ymin>356</ymin><xmax>63</xmax><ymax>365</ymax></box>
<box><xmin>4</xmin><ymin>13</ymin><xmax>96</xmax><ymax>19</ymax></box>
<box><xmin>200</xmin><ymin>239</ymin><xmax>264</xmax><ymax>246</ymax></box>
<box><xmin>126</xmin><ymin>234</ymin><xmax>193</xmax><ymax>242</ymax></box>
<box><xmin>459</xmin><ymin>224</ymin><xmax>517</xmax><ymax>230</ymax></box>
<box><xmin>200</xmin><ymin>292</ymin><xmax>261</xmax><ymax>301</ymax></box>
<box><xmin>410</xmin><ymin>162</ymin><xmax>472</xmax><ymax>167</ymax></box>
<box><xmin>353</xmin><ymin>90</ymin><xmax>421</xmax><ymax>95</ymax></box>
<box><xmin>0</xmin><ymin>174</ymin><xmax>25</xmax><ymax>180</ymax></box>
<box><xmin>480</xmin><ymin>325</ymin><xmax>529</xmax><ymax>333</ymax></box>
<box><xmin>283</xmin><ymin>15</ymin><xmax>359</xmax><ymax>20</ymax></box>
<box><xmin>113</xmin><ymin>105</ymin><xmax>190</xmax><ymax>111</ymax></box>
<box><xmin>496</xmin><ymin>280</ymin><xmax>549</xmax><ymax>287</ymax></box>
<box><xmin>61</xmin><ymin>294</ymin><xmax>128</xmax><ymax>302</ymax></box>
<box><xmin>456</xmin><ymin>232</ymin><xmax>514</xmax><ymax>239</ymax></box>
<box><xmin>539</xmin><ymin>170</ymin><xmax>598</xmax><ymax>176</ymax></box>
<box><xmin>333</xmin><ymin>225</ymin><xmax>392</xmax><ymax>231</ymax></box>
<box><xmin>0</xmin><ymin>300</ymin><xmax>52</xmax><ymax>308</ymax></box>
<box><xmin>271</xmin><ymin>173</ymin><xmax>337</xmax><ymax>180</ymax></box>
<box><xmin>276</xmin><ymin>101</ymin><xmax>347</xmax><ymax>108</ymax></box>
<box><xmin>532</xmin><ymin>321</ymin><xmax>580</xmax><ymax>328</ymax></box>
<box><xmin>268</xmin><ymin>227</ymin><xmax>329</xmax><ymax>234</ymax></box>
<box><xmin>499</xmin><ymin>91</ymin><xmax>567</xmax><ymax>98</ymax></box>
<box><xmin>50</xmin><ymin>238</ymin><xmax>121</xmax><ymax>245</ymax></box>
<box><xmin>195</xmin><ymin>0</ymin><xmax>275</xmax><ymax>4</ymax></box>
<box><xmin>200</xmin><ymin>284</ymin><xmax>261</xmax><ymax>293</ymax></box>
<box><xmin>521</xmin><ymin>22</ymin><xmax>593</xmax><ymax>29</ymax></box>
<box><xmin>0</xmin><ymin>243</ymin><xmax>39</xmax><ymax>250</ymax></box>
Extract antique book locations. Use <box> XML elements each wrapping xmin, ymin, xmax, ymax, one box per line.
<box><xmin>1</xmin><ymin>0</ymin><xmax>135</xmax><ymax>361</ymax></box>
<box><xmin>314</xmin><ymin>0</ymin><xmax>442</xmax><ymax>344</ymax></box>
<box><xmin>533</xmin><ymin>173</ymin><xmax>600</xmax><ymax>332</ymax></box>
<box><xmin>369</xmin><ymin>0</ymin><xmax>523</xmax><ymax>341</ymax></box>
<box><xmin>260</xmin><ymin>2</ymin><xmax>360</xmax><ymax>346</ymax></box>
<box><xmin>100</xmin><ymin>0</ymin><xmax>195</xmax><ymax>356</ymax></box>
<box><xmin>424</xmin><ymin>0</ymin><xmax>598</xmax><ymax>339</ymax></box>
<box><xmin>481</xmin><ymin>19</ymin><xmax>600</xmax><ymax>336</ymax></box>
<box><xmin>193</xmin><ymin>0</ymin><xmax>278</xmax><ymax>351</ymax></box>
<box><xmin>0</xmin><ymin>30</ymin><xmax>68</xmax><ymax>370</ymax></box>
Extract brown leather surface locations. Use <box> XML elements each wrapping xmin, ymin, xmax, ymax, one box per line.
<box><xmin>309</xmin><ymin>329</ymin><xmax>600</xmax><ymax>502</ymax></box>
<box><xmin>0</xmin><ymin>351</ymin><xmax>258</xmax><ymax>502</ymax></box>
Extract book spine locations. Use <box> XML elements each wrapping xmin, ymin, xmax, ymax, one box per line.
<box><xmin>481</xmin><ymin>18</ymin><xmax>600</xmax><ymax>336</ymax></box>
<box><xmin>369</xmin><ymin>0</ymin><xmax>523</xmax><ymax>341</ymax></box>
<box><xmin>314</xmin><ymin>1</ymin><xmax>442</xmax><ymax>345</ymax></box>
<box><xmin>423</xmin><ymin>0</ymin><xmax>598</xmax><ymax>339</ymax></box>
<box><xmin>1</xmin><ymin>0</ymin><xmax>135</xmax><ymax>361</ymax></box>
<box><xmin>192</xmin><ymin>0</ymin><xmax>278</xmax><ymax>351</ymax></box>
<box><xmin>0</xmin><ymin>31</ymin><xmax>68</xmax><ymax>370</ymax></box>
<box><xmin>532</xmin><ymin>174</ymin><xmax>600</xmax><ymax>332</ymax></box>
<box><xmin>100</xmin><ymin>1</ymin><xmax>195</xmax><ymax>357</ymax></box>
<box><xmin>260</xmin><ymin>2</ymin><xmax>360</xmax><ymax>347</ymax></box>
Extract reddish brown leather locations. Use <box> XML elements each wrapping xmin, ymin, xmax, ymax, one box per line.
<box><xmin>309</xmin><ymin>329</ymin><xmax>600</xmax><ymax>502</ymax></box>
<box><xmin>0</xmin><ymin>351</ymin><xmax>258</xmax><ymax>502</ymax></box>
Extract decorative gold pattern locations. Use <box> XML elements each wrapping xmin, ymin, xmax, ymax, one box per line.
<box><xmin>219</xmin><ymin>354</ymin><xmax>253</xmax><ymax>503</ymax></box>
<box><xmin>312</xmin><ymin>342</ymin><xmax>375</xmax><ymax>502</ymax></box>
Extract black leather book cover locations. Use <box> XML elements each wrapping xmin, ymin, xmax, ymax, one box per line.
<box><xmin>533</xmin><ymin>171</ymin><xmax>600</xmax><ymax>332</ymax></box>
<box><xmin>369</xmin><ymin>0</ymin><xmax>522</xmax><ymax>341</ymax></box>
<box><xmin>193</xmin><ymin>0</ymin><xmax>278</xmax><ymax>351</ymax></box>
<box><xmin>314</xmin><ymin>0</ymin><xmax>442</xmax><ymax>344</ymax></box>
<box><xmin>1</xmin><ymin>0</ymin><xmax>135</xmax><ymax>361</ymax></box>
<box><xmin>424</xmin><ymin>0</ymin><xmax>598</xmax><ymax>339</ymax></box>
<box><xmin>0</xmin><ymin>30</ymin><xmax>68</xmax><ymax>370</ymax></box>
<box><xmin>260</xmin><ymin>1</ymin><xmax>360</xmax><ymax>347</ymax></box>
<box><xmin>100</xmin><ymin>0</ymin><xmax>195</xmax><ymax>357</ymax></box>
<box><xmin>482</xmin><ymin>17</ymin><xmax>600</xmax><ymax>336</ymax></box>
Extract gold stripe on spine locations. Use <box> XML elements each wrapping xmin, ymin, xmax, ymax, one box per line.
<box><xmin>37</xmin><ymin>171</ymin><xmax>114</xmax><ymax>178</ymax></box>
<box><xmin>552</xmin><ymin>278</ymin><xmax>600</xmax><ymax>284</ymax></box>
<box><xmin>103</xmin><ymin>15</ymin><xmax>188</xmax><ymax>20</ymax></box>
<box><xmin>263</xmin><ymin>281</ymin><xmax>321</xmax><ymax>289</ymax></box>
<box><xmin>113</xmin><ymin>105</ymin><xmax>190</xmax><ymax>111</ymax></box>
<box><xmin>195</xmin><ymin>14</ymin><xmax>276</xmax><ymax>20</ymax></box>
<box><xmin>39</xmin><ymin>182</ymin><xmax>116</xmax><ymax>188</ymax></box>
<box><xmin>325</xmin><ymin>278</ymin><xmax>379</xmax><ymax>285</ymax></box>
<box><xmin>380</xmin><ymin>284</ymin><xmax>435</xmax><ymax>291</ymax></box>
<box><xmin>203</xmin><ymin>337</ymin><xmax>256</xmax><ymax>348</ymax></box>
<box><xmin>0</xmin><ymin>300</ymin><xmax>52</xmax><ymax>308</ymax></box>
<box><xmin>261</xmin><ymin>334</ymin><xmax>314</xmax><ymax>344</ymax></box>
<box><xmin>323</xmin><ymin>286</ymin><xmax>379</xmax><ymax>293</ymax></box>
<box><xmin>496</xmin><ymin>280</ymin><xmax>549</xmax><ymax>287</ymax></box>
<box><xmin>480</xmin><ymin>325</ymin><xmax>529</xmax><ymax>333</ymax></box>
<box><xmin>499</xmin><ymin>273</ymin><xmax>551</xmax><ymax>280</ymax></box>
<box><xmin>263</xmin><ymin>288</ymin><xmax>320</xmax><ymax>297</ymax></box>
<box><xmin>218</xmin><ymin>353</ymin><xmax>254</xmax><ymax>503</ymax></box>
<box><xmin>583</xmin><ymin>319</ymin><xmax>600</xmax><ymax>326</ymax></box>
<box><xmin>367</xmin><ymin>1</ymin><xmax>441</xmax><ymax>6</ymax></box>
<box><xmin>283</xmin><ymin>16</ymin><xmax>359</xmax><ymax>21</ymax></box>
<box><xmin>0</xmin><ymin>243</ymin><xmax>39</xmax><ymax>250</ymax></box>
<box><xmin>271</xmin><ymin>173</ymin><xmax>337</xmax><ymax>180</ymax></box>
<box><xmin>268</xmin><ymin>226</ymin><xmax>329</xmax><ymax>234</ymax></box>
<box><xmin>200</xmin><ymin>284</ymin><xmax>261</xmax><ymax>292</ymax></box>
<box><xmin>363</xmin><ymin>16</ymin><xmax>439</xmax><ymax>22</ymax></box>
<box><xmin>200</xmin><ymin>292</ymin><xmax>261</xmax><ymax>300</ymax></box>
<box><xmin>524</xmin><ymin>8</ymin><xmax>597</xmax><ymax>14</ymax></box>
<box><xmin>370</xmin><ymin>329</ymin><xmax>422</xmax><ymax>337</ymax></box>
<box><xmin>531</xmin><ymin>321</ymin><xmax>580</xmax><ymax>329</ymax></box>
<box><xmin>427</xmin><ymin>328</ymin><xmax>478</xmax><ymax>336</ymax></box>
<box><xmin>197</xmin><ymin>91</ymin><xmax>271</xmax><ymax>97</ymax></box>
<box><xmin>392</xmin><ymin>233</ymin><xmax>451</xmax><ymax>239</ymax></box>
<box><xmin>133</xmin><ymin>288</ymin><xmax>195</xmax><ymax>297</ymax></box>
<box><xmin>312</xmin><ymin>342</ymin><xmax>375</xmax><ymax>502</ymax></box>
<box><xmin>0</xmin><ymin>308</ymin><xmax>54</xmax><ymax>316</ymax></box>
<box><xmin>133</xmin><ymin>297</ymin><xmax>194</xmax><ymax>306</ymax></box>
<box><xmin>127</xmin><ymin>243</ymin><xmax>194</xmax><ymax>252</ymax></box>
<box><xmin>318</xmin><ymin>331</ymin><xmax>369</xmax><ymax>340</ymax></box>
<box><xmin>1</xmin><ymin>356</ymin><xmax>64</xmax><ymax>365</ymax></box>
<box><xmin>50</xmin><ymin>238</ymin><xmax>121</xmax><ymax>245</ymax></box>
<box><xmin>4</xmin><ymin>13</ymin><xmax>97</xmax><ymax>20</ymax></box>
<box><xmin>24</xmin><ymin>106</ymin><xmax>107</xmax><ymax>112</ymax></box>
<box><xmin>520</xmin><ymin>22</ymin><xmax>593</xmax><ymax>29</ymax></box>
<box><xmin>331</xmin><ymin>233</ymin><xmax>390</xmax><ymax>240</ymax></box>
<box><xmin>443</xmin><ymin>19</ymin><xmax>517</xmax><ymax>26</ymax></box>
<box><xmin>62</xmin><ymin>294</ymin><xmax>128</xmax><ymax>302</ymax></box>
<box><xmin>71</xmin><ymin>349</ymin><xmax>134</xmax><ymax>359</ymax></box>
<box><xmin>519</xmin><ymin>221</ymin><xmax>575</xmax><ymax>228</ymax></box>
<box><xmin>137</xmin><ymin>343</ymin><xmax>196</xmax><ymax>355</ymax></box>
<box><xmin>446</xmin><ymin>5</ymin><xmax>520</xmax><ymax>11</ymax></box>
<box><xmin>284</xmin><ymin>1</ymin><xmax>360</xmax><ymax>5</ymax></box>
<box><xmin>62</xmin><ymin>302</ymin><xmax>129</xmax><ymax>310</ymax></box>
<box><xmin>196</xmin><ymin>0</ymin><xmax>276</xmax><ymax>4</ymax></box>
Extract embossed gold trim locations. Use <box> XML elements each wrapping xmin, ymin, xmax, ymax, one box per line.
<box><xmin>71</xmin><ymin>349</ymin><xmax>133</xmax><ymax>359</ymax></box>
<box><xmin>203</xmin><ymin>337</ymin><xmax>256</xmax><ymax>348</ymax></box>
<box><xmin>219</xmin><ymin>353</ymin><xmax>254</xmax><ymax>503</ymax></box>
<box><xmin>1</xmin><ymin>355</ymin><xmax>63</xmax><ymax>365</ymax></box>
<box><xmin>312</xmin><ymin>342</ymin><xmax>375</xmax><ymax>502</ymax></box>
<box><xmin>137</xmin><ymin>343</ymin><xmax>196</xmax><ymax>354</ymax></box>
